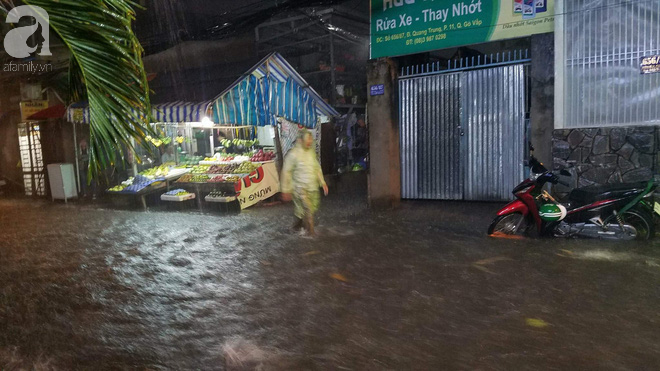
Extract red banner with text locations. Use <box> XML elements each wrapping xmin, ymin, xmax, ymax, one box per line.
<box><xmin>234</xmin><ymin>162</ymin><xmax>280</xmax><ymax>209</ymax></box>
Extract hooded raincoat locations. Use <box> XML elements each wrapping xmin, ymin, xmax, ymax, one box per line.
<box><xmin>281</xmin><ymin>139</ymin><xmax>326</xmax><ymax>219</ymax></box>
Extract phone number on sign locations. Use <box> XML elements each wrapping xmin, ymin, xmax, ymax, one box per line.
<box><xmin>406</xmin><ymin>33</ymin><xmax>447</xmax><ymax>45</ymax></box>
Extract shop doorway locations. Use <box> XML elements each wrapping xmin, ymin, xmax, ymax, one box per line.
<box><xmin>17</xmin><ymin>122</ymin><xmax>46</xmax><ymax>196</ymax></box>
<box><xmin>399</xmin><ymin>51</ymin><xmax>531</xmax><ymax>201</ymax></box>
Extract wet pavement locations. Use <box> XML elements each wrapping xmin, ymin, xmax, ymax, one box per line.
<box><xmin>2</xmin><ymin>194</ymin><xmax>660</xmax><ymax>370</ymax></box>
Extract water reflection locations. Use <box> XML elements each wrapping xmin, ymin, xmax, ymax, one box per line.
<box><xmin>1</xmin><ymin>198</ymin><xmax>659</xmax><ymax>369</ymax></box>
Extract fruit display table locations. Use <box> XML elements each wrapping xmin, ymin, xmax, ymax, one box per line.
<box><xmin>163</xmin><ymin>168</ymin><xmax>190</xmax><ymax>182</ymax></box>
<box><xmin>160</xmin><ymin>189</ymin><xmax>196</xmax><ymax>202</ymax></box>
<box><xmin>173</xmin><ymin>181</ymin><xmax>237</xmax><ymax>212</ymax></box>
<box><xmin>174</xmin><ymin>161</ymin><xmax>279</xmax><ymax>212</ymax></box>
<box><xmin>160</xmin><ymin>189</ymin><xmax>197</xmax><ymax>211</ymax></box>
<box><xmin>104</xmin><ymin>150</ymin><xmax>279</xmax><ymax>212</ymax></box>
<box><xmin>106</xmin><ymin>165</ymin><xmax>191</xmax><ymax>210</ymax></box>
<box><xmin>205</xmin><ymin>191</ymin><xmax>238</xmax><ymax>212</ymax></box>
<box><xmin>107</xmin><ymin>180</ymin><xmax>167</xmax><ymax>210</ymax></box>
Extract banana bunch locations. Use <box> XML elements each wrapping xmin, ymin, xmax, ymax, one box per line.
<box><xmin>144</xmin><ymin>135</ymin><xmax>172</xmax><ymax>147</ymax></box>
<box><xmin>221</xmin><ymin>139</ymin><xmax>259</xmax><ymax>148</ymax></box>
<box><xmin>140</xmin><ymin>165</ymin><xmax>169</xmax><ymax>178</ymax></box>
<box><xmin>108</xmin><ymin>184</ymin><xmax>127</xmax><ymax>192</ymax></box>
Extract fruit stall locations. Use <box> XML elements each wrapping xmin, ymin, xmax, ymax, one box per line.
<box><xmin>69</xmin><ymin>109</ymin><xmax>282</xmax><ymax>211</ymax></box>
<box><xmin>209</xmin><ymin>52</ymin><xmax>340</xmax><ymax>163</ymax></box>
<box><xmin>105</xmin><ymin>148</ymin><xmax>279</xmax><ymax>211</ymax></box>
<box><xmin>67</xmin><ymin>101</ymin><xmax>212</xmax><ymax>195</ymax></box>
<box><xmin>68</xmin><ymin>102</ymin><xmax>281</xmax><ymax>211</ymax></box>
<box><xmin>172</xmin><ymin>149</ymin><xmax>279</xmax><ymax>211</ymax></box>
<box><xmin>67</xmin><ymin>53</ymin><xmax>340</xmax><ymax>211</ymax></box>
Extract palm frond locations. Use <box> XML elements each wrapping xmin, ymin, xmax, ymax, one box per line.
<box><xmin>68</xmin><ymin>57</ymin><xmax>86</xmax><ymax>104</ymax></box>
<box><xmin>23</xmin><ymin>0</ymin><xmax>154</xmax><ymax>178</ymax></box>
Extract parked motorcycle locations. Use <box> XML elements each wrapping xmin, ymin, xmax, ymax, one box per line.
<box><xmin>488</xmin><ymin>150</ymin><xmax>658</xmax><ymax>240</ymax></box>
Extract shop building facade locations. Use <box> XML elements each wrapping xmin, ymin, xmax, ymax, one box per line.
<box><xmin>367</xmin><ymin>0</ymin><xmax>660</xmax><ymax>207</ymax></box>
<box><xmin>367</xmin><ymin>0</ymin><xmax>557</xmax><ymax>206</ymax></box>
<box><xmin>552</xmin><ymin>0</ymin><xmax>660</xmax><ymax>188</ymax></box>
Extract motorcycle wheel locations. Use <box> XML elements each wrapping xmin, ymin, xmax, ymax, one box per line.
<box><xmin>487</xmin><ymin>213</ymin><xmax>528</xmax><ymax>236</ymax></box>
<box><xmin>620</xmin><ymin>209</ymin><xmax>655</xmax><ymax>240</ymax></box>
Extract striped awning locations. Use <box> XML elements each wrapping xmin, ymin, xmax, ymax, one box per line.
<box><xmin>211</xmin><ymin>52</ymin><xmax>339</xmax><ymax>128</ymax></box>
<box><xmin>67</xmin><ymin>101</ymin><xmax>211</xmax><ymax>124</ymax></box>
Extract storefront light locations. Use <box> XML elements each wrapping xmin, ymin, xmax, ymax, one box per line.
<box><xmin>201</xmin><ymin>117</ymin><xmax>214</xmax><ymax>127</ymax></box>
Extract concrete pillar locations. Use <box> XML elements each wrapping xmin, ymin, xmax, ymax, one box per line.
<box><xmin>367</xmin><ymin>58</ymin><xmax>400</xmax><ymax>209</ymax></box>
<box><xmin>530</xmin><ymin>33</ymin><xmax>555</xmax><ymax>167</ymax></box>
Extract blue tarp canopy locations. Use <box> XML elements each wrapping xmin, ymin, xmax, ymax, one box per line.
<box><xmin>211</xmin><ymin>52</ymin><xmax>339</xmax><ymax>129</ymax></box>
<box><xmin>66</xmin><ymin>101</ymin><xmax>211</xmax><ymax>124</ymax></box>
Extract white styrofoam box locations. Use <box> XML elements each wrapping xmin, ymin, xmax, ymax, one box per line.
<box><xmin>205</xmin><ymin>195</ymin><xmax>237</xmax><ymax>203</ymax></box>
<box><xmin>161</xmin><ymin>193</ymin><xmax>196</xmax><ymax>202</ymax></box>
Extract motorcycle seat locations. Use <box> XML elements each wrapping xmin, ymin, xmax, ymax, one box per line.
<box><xmin>568</xmin><ymin>182</ymin><xmax>648</xmax><ymax>205</ymax></box>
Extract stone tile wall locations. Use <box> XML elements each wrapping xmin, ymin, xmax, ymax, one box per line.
<box><xmin>552</xmin><ymin>126</ymin><xmax>659</xmax><ymax>187</ymax></box>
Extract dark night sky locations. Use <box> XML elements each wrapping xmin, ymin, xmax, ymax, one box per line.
<box><xmin>136</xmin><ymin>0</ymin><xmax>368</xmax><ymax>55</ymax></box>
<box><xmin>133</xmin><ymin>0</ymin><xmax>369</xmax><ymax>102</ymax></box>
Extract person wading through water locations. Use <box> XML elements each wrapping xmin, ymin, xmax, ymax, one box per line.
<box><xmin>281</xmin><ymin>129</ymin><xmax>329</xmax><ymax>236</ymax></box>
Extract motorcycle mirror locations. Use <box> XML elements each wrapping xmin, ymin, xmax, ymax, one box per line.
<box><xmin>528</xmin><ymin>142</ymin><xmax>535</xmax><ymax>152</ymax></box>
<box><xmin>560</xmin><ymin>169</ymin><xmax>571</xmax><ymax>177</ymax></box>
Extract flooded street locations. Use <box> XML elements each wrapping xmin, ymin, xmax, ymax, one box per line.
<box><xmin>2</xmin><ymin>195</ymin><xmax>660</xmax><ymax>370</ymax></box>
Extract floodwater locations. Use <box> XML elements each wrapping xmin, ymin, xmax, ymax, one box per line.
<box><xmin>2</xmin><ymin>195</ymin><xmax>660</xmax><ymax>370</ymax></box>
